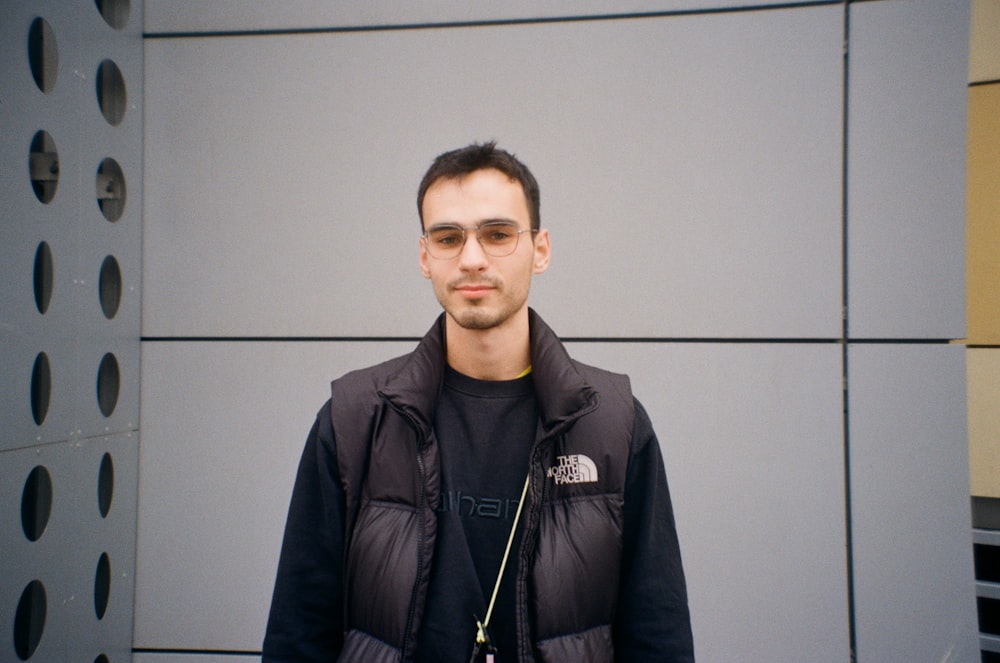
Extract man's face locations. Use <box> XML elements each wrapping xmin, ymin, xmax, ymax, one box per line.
<box><xmin>420</xmin><ymin>168</ymin><xmax>550</xmax><ymax>332</ymax></box>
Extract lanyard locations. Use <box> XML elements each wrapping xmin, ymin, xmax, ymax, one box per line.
<box><xmin>469</xmin><ymin>472</ymin><xmax>532</xmax><ymax>663</ymax></box>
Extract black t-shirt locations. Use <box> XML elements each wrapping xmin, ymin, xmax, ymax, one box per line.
<box><xmin>417</xmin><ymin>366</ymin><xmax>537</xmax><ymax>662</ymax></box>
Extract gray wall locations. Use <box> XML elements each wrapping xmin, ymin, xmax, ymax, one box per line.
<box><xmin>1</xmin><ymin>1</ymin><xmax>976</xmax><ymax>662</ymax></box>
<box><xmin>138</xmin><ymin>1</ymin><xmax>976</xmax><ymax>662</ymax></box>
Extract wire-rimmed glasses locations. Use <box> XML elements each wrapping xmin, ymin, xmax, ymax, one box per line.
<box><xmin>422</xmin><ymin>220</ymin><xmax>537</xmax><ymax>259</ymax></box>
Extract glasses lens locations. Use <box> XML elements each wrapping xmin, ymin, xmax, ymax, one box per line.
<box><xmin>426</xmin><ymin>226</ymin><xmax>465</xmax><ymax>258</ymax></box>
<box><xmin>479</xmin><ymin>221</ymin><xmax>520</xmax><ymax>257</ymax></box>
<box><xmin>424</xmin><ymin>222</ymin><xmax>525</xmax><ymax>258</ymax></box>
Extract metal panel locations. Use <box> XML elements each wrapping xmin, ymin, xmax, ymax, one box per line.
<box><xmin>555</xmin><ymin>341</ymin><xmax>849</xmax><ymax>662</ymax></box>
<box><xmin>135</xmin><ymin>340</ymin><xmax>416</xmax><ymax>650</ymax></box>
<box><xmin>966</xmin><ymin>83</ymin><xmax>1000</xmax><ymax>345</ymax></box>
<box><xmin>145</xmin><ymin>0</ymin><xmax>822</xmax><ymax>34</ymax></box>
<box><xmin>848</xmin><ymin>343</ymin><xmax>978</xmax><ymax>662</ymax></box>
<box><xmin>137</xmin><ymin>339</ymin><xmax>848</xmax><ymax>657</ymax></box>
<box><xmin>143</xmin><ymin>5</ymin><xmax>843</xmax><ymax>339</ymax></box>
<box><xmin>1</xmin><ymin>445</ymin><xmax>74</xmax><ymax>662</ymax></box>
<box><xmin>135</xmin><ymin>655</ymin><xmax>261</xmax><ymax>663</ymax></box>
<box><xmin>1</xmin><ymin>2</ymin><xmax>143</xmax><ymax>447</ymax></box>
<box><xmin>969</xmin><ymin>348</ymin><xmax>1000</xmax><ymax>498</ymax></box>
<box><xmin>1</xmin><ymin>4</ymin><xmax>90</xmax><ymax>451</ymax></box>
<box><xmin>0</xmin><ymin>1</ymin><xmax>142</xmax><ymax>660</ymax></box>
<box><xmin>847</xmin><ymin>0</ymin><xmax>970</xmax><ymax>339</ymax></box>
<box><xmin>970</xmin><ymin>0</ymin><xmax>1000</xmax><ymax>84</ymax></box>
<box><xmin>0</xmin><ymin>434</ymin><xmax>138</xmax><ymax>663</ymax></box>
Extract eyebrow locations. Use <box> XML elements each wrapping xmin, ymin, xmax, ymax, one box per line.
<box><xmin>425</xmin><ymin>218</ymin><xmax>519</xmax><ymax>232</ymax></box>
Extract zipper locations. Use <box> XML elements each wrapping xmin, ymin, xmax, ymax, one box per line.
<box><xmin>515</xmin><ymin>434</ymin><xmax>552</xmax><ymax>662</ymax></box>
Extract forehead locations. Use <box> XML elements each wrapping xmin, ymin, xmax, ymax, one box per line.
<box><xmin>421</xmin><ymin>168</ymin><xmax>529</xmax><ymax>225</ymax></box>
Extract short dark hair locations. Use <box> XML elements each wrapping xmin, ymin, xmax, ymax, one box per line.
<box><xmin>417</xmin><ymin>142</ymin><xmax>541</xmax><ymax>231</ymax></box>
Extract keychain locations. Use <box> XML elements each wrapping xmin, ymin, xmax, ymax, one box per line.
<box><xmin>469</xmin><ymin>615</ymin><xmax>497</xmax><ymax>663</ymax></box>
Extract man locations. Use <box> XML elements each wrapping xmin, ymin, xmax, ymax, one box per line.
<box><xmin>263</xmin><ymin>142</ymin><xmax>694</xmax><ymax>662</ymax></box>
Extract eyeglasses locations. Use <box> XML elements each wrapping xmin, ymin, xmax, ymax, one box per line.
<box><xmin>422</xmin><ymin>220</ymin><xmax>538</xmax><ymax>259</ymax></box>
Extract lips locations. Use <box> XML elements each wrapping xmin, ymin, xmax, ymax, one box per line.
<box><xmin>451</xmin><ymin>280</ymin><xmax>498</xmax><ymax>299</ymax></box>
<box><xmin>455</xmin><ymin>285</ymin><xmax>494</xmax><ymax>298</ymax></box>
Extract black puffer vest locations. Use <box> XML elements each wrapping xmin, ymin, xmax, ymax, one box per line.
<box><xmin>330</xmin><ymin>310</ymin><xmax>634</xmax><ymax>662</ymax></box>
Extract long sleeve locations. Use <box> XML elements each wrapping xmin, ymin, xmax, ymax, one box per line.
<box><xmin>613</xmin><ymin>399</ymin><xmax>695</xmax><ymax>662</ymax></box>
<box><xmin>263</xmin><ymin>402</ymin><xmax>346</xmax><ymax>662</ymax></box>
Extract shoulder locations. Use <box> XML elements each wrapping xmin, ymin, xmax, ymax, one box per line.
<box><xmin>330</xmin><ymin>353</ymin><xmax>409</xmax><ymax>401</ymax></box>
<box><xmin>333</xmin><ymin>352</ymin><xmax>411</xmax><ymax>385</ymax></box>
<box><xmin>571</xmin><ymin>359</ymin><xmax>633</xmax><ymax>412</ymax></box>
<box><xmin>564</xmin><ymin>360</ymin><xmax>636</xmax><ymax>451</ymax></box>
<box><xmin>326</xmin><ymin>353</ymin><xmax>414</xmax><ymax>448</ymax></box>
<box><xmin>569</xmin><ymin>361</ymin><xmax>662</xmax><ymax>459</ymax></box>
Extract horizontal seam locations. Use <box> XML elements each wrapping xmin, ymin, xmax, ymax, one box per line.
<box><xmin>361</xmin><ymin>499</ymin><xmax>417</xmax><ymax>512</ymax></box>
<box><xmin>542</xmin><ymin>492</ymin><xmax>621</xmax><ymax>507</ymax></box>
<box><xmin>536</xmin><ymin>622</ymin><xmax>611</xmax><ymax>646</ymax></box>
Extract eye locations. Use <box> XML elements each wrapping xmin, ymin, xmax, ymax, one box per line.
<box><xmin>481</xmin><ymin>223</ymin><xmax>516</xmax><ymax>243</ymax></box>
<box><xmin>430</xmin><ymin>228</ymin><xmax>463</xmax><ymax>245</ymax></box>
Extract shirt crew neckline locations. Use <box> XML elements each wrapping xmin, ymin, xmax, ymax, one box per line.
<box><xmin>444</xmin><ymin>364</ymin><xmax>534</xmax><ymax>399</ymax></box>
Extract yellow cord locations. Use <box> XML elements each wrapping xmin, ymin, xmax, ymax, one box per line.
<box><xmin>481</xmin><ymin>473</ymin><xmax>531</xmax><ymax>632</ymax></box>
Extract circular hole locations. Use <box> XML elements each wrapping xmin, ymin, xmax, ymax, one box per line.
<box><xmin>98</xmin><ymin>453</ymin><xmax>114</xmax><ymax>518</ymax></box>
<box><xmin>33</xmin><ymin>242</ymin><xmax>54</xmax><ymax>315</ymax></box>
<box><xmin>95</xmin><ymin>553</ymin><xmax>111</xmax><ymax>620</ymax></box>
<box><xmin>14</xmin><ymin>580</ymin><xmax>47</xmax><ymax>660</ymax></box>
<box><xmin>97</xmin><ymin>353</ymin><xmax>120</xmax><ymax>418</ymax></box>
<box><xmin>94</xmin><ymin>656</ymin><xmax>109</xmax><ymax>663</ymax></box>
<box><xmin>99</xmin><ymin>256</ymin><xmax>121</xmax><ymax>320</ymax></box>
<box><xmin>96</xmin><ymin>60</ymin><xmax>126</xmax><ymax>126</ymax></box>
<box><xmin>29</xmin><ymin>131</ymin><xmax>59</xmax><ymax>204</ymax></box>
<box><xmin>95</xmin><ymin>0</ymin><xmax>130</xmax><ymax>30</ymax></box>
<box><xmin>28</xmin><ymin>17</ymin><xmax>58</xmax><ymax>93</ymax></box>
<box><xmin>30</xmin><ymin>352</ymin><xmax>51</xmax><ymax>426</ymax></box>
<box><xmin>96</xmin><ymin>158</ymin><xmax>126</xmax><ymax>222</ymax></box>
<box><xmin>21</xmin><ymin>466</ymin><xmax>53</xmax><ymax>542</ymax></box>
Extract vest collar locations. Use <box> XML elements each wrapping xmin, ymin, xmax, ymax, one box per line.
<box><xmin>378</xmin><ymin>309</ymin><xmax>598</xmax><ymax>438</ymax></box>
<box><xmin>526</xmin><ymin>309</ymin><xmax>599</xmax><ymax>437</ymax></box>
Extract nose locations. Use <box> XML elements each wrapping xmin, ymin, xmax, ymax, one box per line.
<box><xmin>457</xmin><ymin>228</ymin><xmax>489</xmax><ymax>272</ymax></box>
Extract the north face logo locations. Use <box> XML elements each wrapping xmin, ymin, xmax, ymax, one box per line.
<box><xmin>547</xmin><ymin>454</ymin><xmax>599</xmax><ymax>485</ymax></box>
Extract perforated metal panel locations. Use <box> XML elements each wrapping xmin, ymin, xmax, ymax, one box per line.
<box><xmin>0</xmin><ymin>1</ymin><xmax>142</xmax><ymax>661</ymax></box>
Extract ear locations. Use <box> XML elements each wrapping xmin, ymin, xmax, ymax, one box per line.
<box><xmin>419</xmin><ymin>237</ymin><xmax>432</xmax><ymax>278</ymax></box>
<box><xmin>532</xmin><ymin>229</ymin><xmax>551</xmax><ymax>274</ymax></box>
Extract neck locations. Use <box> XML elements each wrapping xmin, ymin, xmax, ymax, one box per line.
<box><xmin>445</xmin><ymin>310</ymin><xmax>532</xmax><ymax>381</ymax></box>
